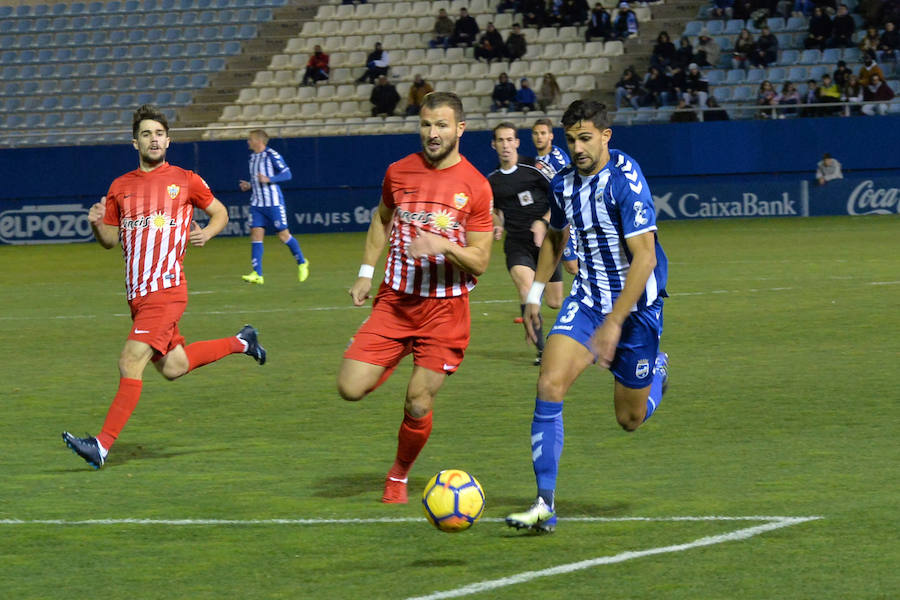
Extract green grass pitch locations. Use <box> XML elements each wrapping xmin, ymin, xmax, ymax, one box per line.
<box><xmin>0</xmin><ymin>215</ymin><xmax>897</xmax><ymax>599</ymax></box>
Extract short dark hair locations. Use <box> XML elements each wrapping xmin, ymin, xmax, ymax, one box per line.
<box><xmin>532</xmin><ymin>117</ymin><xmax>554</xmax><ymax>130</ymax></box>
<box><xmin>492</xmin><ymin>121</ymin><xmax>517</xmax><ymax>138</ymax></box>
<box><xmin>421</xmin><ymin>91</ymin><xmax>465</xmax><ymax>123</ymax></box>
<box><xmin>132</xmin><ymin>104</ymin><xmax>169</xmax><ymax>139</ymax></box>
<box><xmin>561</xmin><ymin>100</ymin><xmax>610</xmax><ymax>131</ymax></box>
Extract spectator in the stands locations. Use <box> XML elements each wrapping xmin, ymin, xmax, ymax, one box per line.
<box><xmin>859</xmin><ymin>26</ymin><xmax>881</xmax><ymax>60</ymax></box>
<box><xmin>682</xmin><ymin>63</ymin><xmax>709</xmax><ymax>108</ymax></box>
<box><xmin>614</xmin><ymin>66</ymin><xmax>644</xmax><ymax>110</ymax></box>
<box><xmin>711</xmin><ymin>0</ymin><xmax>734</xmax><ymax>18</ymax></box>
<box><xmin>804</xmin><ymin>6</ymin><xmax>832</xmax><ymax>50</ymax></box>
<box><xmin>827</xmin><ymin>4</ymin><xmax>855</xmax><ymax>48</ymax></box>
<box><xmin>491</xmin><ymin>72</ymin><xmax>518</xmax><ymax>111</ymax></box>
<box><xmin>756</xmin><ymin>80</ymin><xmax>779</xmax><ymax>118</ymax></box>
<box><xmin>833</xmin><ymin>60</ymin><xmax>853</xmax><ymax>88</ymax></box>
<box><xmin>497</xmin><ymin>0</ymin><xmax>520</xmax><ymax>12</ymax></box>
<box><xmin>430</xmin><ymin>8</ymin><xmax>454</xmax><ymax>49</ymax></box>
<box><xmin>505</xmin><ymin>22</ymin><xmax>528</xmax><ymax>65</ymax></box>
<box><xmin>815</xmin><ymin>153</ymin><xmax>843</xmax><ymax>184</ymax></box>
<box><xmin>703</xmin><ymin>96</ymin><xmax>731</xmax><ymax>120</ymax></box>
<box><xmin>642</xmin><ymin>66</ymin><xmax>672</xmax><ymax>107</ymax></box>
<box><xmin>670</xmin><ymin>98</ymin><xmax>699</xmax><ymax>122</ymax></box>
<box><xmin>650</xmin><ymin>31</ymin><xmax>676</xmax><ymax>70</ymax></box>
<box><xmin>586</xmin><ymin>3</ymin><xmax>613</xmax><ymax>42</ymax></box>
<box><xmin>818</xmin><ymin>73</ymin><xmax>843</xmax><ymax>114</ymax></box>
<box><xmin>858</xmin><ymin>56</ymin><xmax>885</xmax><ymax>85</ymax></box>
<box><xmin>842</xmin><ymin>73</ymin><xmax>864</xmax><ymax>115</ymax></box>
<box><xmin>792</xmin><ymin>0</ymin><xmax>815</xmax><ymax>17</ymax></box>
<box><xmin>733</xmin><ymin>0</ymin><xmax>754</xmax><ymax>20</ymax></box>
<box><xmin>370</xmin><ymin>75</ymin><xmax>400</xmax><ymax>116</ymax></box>
<box><xmin>301</xmin><ymin>44</ymin><xmax>329</xmax><ymax>86</ymax></box>
<box><xmin>673</xmin><ymin>35</ymin><xmax>694</xmax><ymax>71</ymax></box>
<box><xmin>356</xmin><ymin>42</ymin><xmax>390</xmax><ymax>84</ymax></box>
<box><xmin>405</xmin><ymin>74</ymin><xmax>434</xmax><ymax>116</ymax></box>
<box><xmin>515</xmin><ymin>78</ymin><xmax>538</xmax><ymax>111</ymax></box>
<box><xmin>560</xmin><ymin>0</ymin><xmax>590</xmax><ymax>26</ymax></box>
<box><xmin>612</xmin><ymin>2</ymin><xmax>639</xmax><ymax>39</ymax></box>
<box><xmin>861</xmin><ymin>73</ymin><xmax>895</xmax><ymax>115</ymax></box>
<box><xmin>451</xmin><ymin>7</ymin><xmax>480</xmax><ymax>48</ymax></box>
<box><xmin>776</xmin><ymin>81</ymin><xmax>801</xmax><ymax>116</ymax></box>
<box><xmin>750</xmin><ymin>25</ymin><xmax>779</xmax><ymax>67</ymax></box>
<box><xmin>695</xmin><ymin>33</ymin><xmax>721</xmax><ymax>68</ymax></box>
<box><xmin>878</xmin><ymin>21</ymin><xmax>900</xmax><ymax>63</ymax></box>
<box><xmin>547</xmin><ymin>0</ymin><xmax>564</xmax><ymax>26</ymax></box>
<box><xmin>521</xmin><ymin>0</ymin><xmax>548</xmax><ymax>28</ymax></box>
<box><xmin>537</xmin><ymin>73</ymin><xmax>562</xmax><ymax>111</ymax></box>
<box><xmin>800</xmin><ymin>78</ymin><xmax>821</xmax><ymax>117</ymax></box>
<box><xmin>733</xmin><ymin>29</ymin><xmax>755</xmax><ymax>69</ymax></box>
<box><xmin>475</xmin><ymin>22</ymin><xmax>506</xmax><ymax>63</ymax></box>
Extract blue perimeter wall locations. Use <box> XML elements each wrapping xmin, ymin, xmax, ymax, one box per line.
<box><xmin>1</xmin><ymin>115</ymin><xmax>898</xmax><ymax>244</ymax></box>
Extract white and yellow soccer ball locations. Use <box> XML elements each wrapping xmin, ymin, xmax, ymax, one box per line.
<box><xmin>421</xmin><ymin>469</ymin><xmax>485</xmax><ymax>533</ymax></box>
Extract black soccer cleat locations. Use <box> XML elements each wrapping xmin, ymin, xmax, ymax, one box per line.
<box><xmin>61</xmin><ymin>432</ymin><xmax>105</xmax><ymax>469</ymax></box>
<box><xmin>236</xmin><ymin>324</ymin><xmax>266</xmax><ymax>365</ymax></box>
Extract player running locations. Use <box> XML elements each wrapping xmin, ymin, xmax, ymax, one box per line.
<box><xmin>506</xmin><ymin>100</ymin><xmax>670</xmax><ymax>532</ymax></box>
<box><xmin>532</xmin><ymin>118</ymin><xmax>578</xmax><ymax>276</ymax></box>
<box><xmin>239</xmin><ymin>129</ymin><xmax>309</xmax><ymax>284</ymax></box>
<box><xmin>62</xmin><ymin>104</ymin><xmax>266</xmax><ymax>470</ymax></box>
<box><xmin>337</xmin><ymin>92</ymin><xmax>494</xmax><ymax>504</ymax></box>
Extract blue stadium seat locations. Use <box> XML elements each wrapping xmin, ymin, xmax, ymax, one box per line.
<box><xmin>255</xmin><ymin>8</ymin><xmax>273</xmax><ymax>21</ymax></box>
<box><xmin>181</xmin><ymin>11</ymin><xmax>198</xmax><ymax>26</ymax></box>
<box><xmin>842</xmin><ymin>48</ymin><xmax>861</xmax><ymax>62</ymax></box>
<box><xmin>136</xmin><ymin>92</ymin><xmax>155</xmax><ymax>104</ymax></box>
<box><xmin>69</xmin><ymin>2</ymin><xmax>87</xmax><ymax>15</ymax></box>
<box><xmin>809</xmin><ymin>65</ymin><xmax>829</xmax><ymax>80</ymax></box>
<box><xmin>21</xmin><ymin>81</ymin><xmax>39</xmax><ymax>95</ymax></box>
<box><xmin>44</xmin><ymin>114</ymin><xmax>62</xmax><ymax>129</ymax></box>
<box><xmin>712</xmin><ymin>87</ymin><xmax>732</xmax><ymax>102</ymax></box>
<box><xmin>124</xmin><ymin>13</ymin><xmax>140</xmax><ymax>27</ymax></box>
<box><xmin>204</xmin><ymin>42</ymin><xmax>223</xmax><ymax>55</ymax></box>
<box><xmin>41</xmin><ymin>97</ymin><xmax>61</xmax><ymax>111</ymax></box>
<box><xmin>98</xmin><ymin>94</ymin><xmax>116</xmax><ymax>108</ymax></box>
<box><xmin>172</xmin><ymin>73</ymin><xmax>190</xmax><ymax>88</ymax></box>
<box><xmin>107</xmin><ymin>13</ymin><xmax>124</xmax><ymax>27</ymax></box>
<box><xmin>173</xmin><ymin>90</ymin><xmax>191</xmax><ymax>104</ymax></box>
<box><xmin>733</xmin><ymin>86</ymin><xmax>755</xmax><ymax>102</ymax></box>
<box><xmin>179</xmin><ymin>0</ymin><xmax>196</xmax><ymax>9</ymax></box>
<box><xmin>3</xmin><ymin>81</ymin><xmax>20</xmax><ymax>95</ymax></box>
<box><xmin>148</xmin><ymin>44</ymin><xmax>166</xmax><ymax>58</ymax></box>
<box><xmin>128</xmin><ymin>30</ymin><xmax>145</xmax><ymax>43</ymax></box>
<box><xmin>237</xmin><ymin>24</ymin><xmax>256</xmax><ymax>38</ymax></box>
<box><xmin>162</xmin><ymin>13</ymin><xmax>179</xmax><ymax>26</ymax></box>
<box><xmin>72</xmin><ymin>31</ymin><xmax>89</xmax><ymax>46</ymax></box>
<box><xmin>6</xmin><ymin>114</ymin><xmax>26</xmax><ymax>129</ymax></box>
<box><xmin>170</xmin><ymin>58</ymin><xmax>187</xmax><ymax>71</ymax></box>
<box><xmin>799</xmin><ymin>49</ymin><xmax>820</xmax><ymax>64</ymax></box>
<box><xmin>0</xmin><ymin>6</ymin><xmax>12</xmax><ymax>19</ymax></box>
<box><xmin>4</xmin><ymin>97</ymin><xmax>23</xmax><ymax>111</ymax></box>
<box><xmin>134</xmin><ymin>76</ymin><xmax>152</xmax><ymax>89</ymax></box>
<box><xmin>822</xmin><ymin>48</ymin><xmax>841</xmax><ymax>63</ymax></box>
<box><xmin>766</xmin><ymin>17</ymin><xmax>785</xmax><ymax>32</ymax></box>
<box><xmin>58</xmin><ymin>63</ymin><xmax>76</xmax><ymax>78</ymax></box>
<box><xmin>724</xmin><ymin>19</ymin><xmax>745</xmax><ymax>35</ymax></box>
<box><xmin>157</xmin><ymin>91</ymin><xmax>174</xmax><ymax>105</ymax></box>
<box><xmin>108</xmin><ymin>30</ymin><xmax>126</xmax><ymax>44</ymax></box>
<box><xmin>787</xmin><ymin>66</ymin><xmax>808</xmax><ymax>80</ymax></box>
<box><xmin>166</xmin><ymin>43</ymin><xmax>186</xmax><ymax>57</ymax></box>
<box><xmin>199</xmin><ymin>10</ymin><xmax>215</xmax><ymax>24</ymax></box>
<box><xmin>163</xmin><ymin>29</ymin><xmax>182</xmax><ymax>43</ymax></box>
<box><xmin>150</xmin><ymin>59</ymin><xmax>168</xmax><ymax>74</ymax></box>
<box><xmin>786</xmin><ymin>16</ymin><xmax>806</xmax><ymax>30</ymax></box>
<box><xmin>153</xmin><ymin>75</ymin><xmax>172</xmax><ymax>88</ymax></box>
<box><xmin>0</xmin><ymin>20</ymin><xmax>13</xmax><ymax>34</ymax></box>
<box><xmin>705</xmin><ymin>21</ymin><xmax>724</xmax><ymax>35</ymax></box>
<box><xmin>88</xmin><ymin>1</ymin><xmax>105</xmax><ymax>13</ymax></box>
<box><xmin>197</xmin><ymin>0</ymin><xmax>213</xmax><ymax>9</ymax></box>
<box><xmin>54</xmin><ymin>48</ymin><xmax>74</xmax><ymax>62</ymax></box>
<box><xmin>16</xmin><ymin>20</ymin><xmax>36</xmax><ymax>34</ymax></box>
<box><xmin>37</xmin><ymin>48</ymin><xmax>54</xmax><ymax>63</ymax></box>
<box><xmin>61</xmin><ymin>96</ymin><xmax>80</xmax><ymax>110</ymax></box>
<box><xmin>19</xmin><ymin>65</ymin><xmax>37</xmax><ymax>79</ymax></box>
<box><xmin>100</xmin><ymin>111</ymin><xmax>119</xmax><ymax>126</ymax></box>
<box><xmin>144</xmin><ymin>0</ymin><xmax>159</xmax><ymax>10</ymax></box>
<box><xmin>133</xmin><ymin>60</ymin><xmax>150</xmax><ymax>73</ymax></box>
<box><xmin>25</xmin><ymin>114</ymin><xmax>43</xmax><ymax>129</ymax></box>
<box><xmin>115</xmin><ymin>93</ymin><xmax>136</xmax><ymax>108</ymax></box>
<box><xmin>706</xmin><ymin>70</ymin><xmax>724</xmax><ymax>85</ymax></box>
<box><xmin>161</xmin><ymin>0</ymin><xmax>177</xmax><ymax>10</ymax></box>
<box><xmin>15</xmin><ymin>5</ymin><xmax>32</xmax><ymax>17</ymax></box>
<box><xmin>123</xmin><ymin>0</ymin><xmax>140</xmax><ymax>12</ymax></box>
<box><xmin>112</xmin><ymin>62</ymin><xmax>130</xmax><ymax>75</ymax></box>
<box><xmin>39</xmin><ymin>64</ymin><xmax>56</xmax><ymax>78</ymax></box>
<box><xmin>188</xmin><ymin>57</ymin><xmax>206</xmax><ymax>71</ymax></box>
<box><xmin>190</xmin><ymin>73</ymin><xmax>208</xmax><ymax>87</ymax></box>
<box><xmin>199</xmin><ymin>26</ymin><xmax>219</xmax><ymax>40</ymax></box>
<box><xmin>223</xmin><ymin>40</ymin><xmax>240</xmax><ymax>55</ymax></box>
<box><xmin>759</xmin><ymin>67</ymin><xmax>780</xmax><ymax>82</ymax></box>
<box><xmin>75</xmin><ymin>63</ymin><xmax>94</xmax><ymax>77</ymax></box>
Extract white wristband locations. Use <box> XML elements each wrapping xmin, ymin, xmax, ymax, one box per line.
<box><xmin>525</xmin><ymin>282</ymin><xmax>545</xmax><ymax>305</ymax></box>
<box><xmin>358</xmin><ymin>264</ymin><xmax>375</xmax><ymax>279</ymax></box>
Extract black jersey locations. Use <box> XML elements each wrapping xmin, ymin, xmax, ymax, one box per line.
<box><xmin>487</xmin><ymin>156</ymin><xmax>554</xmax><ymax>236</ymax></box>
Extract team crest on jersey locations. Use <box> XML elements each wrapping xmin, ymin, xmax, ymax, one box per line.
<box><xmin>167</xmin><ymin>184</ymin><xmax>180</xmax><ymax>199</ymax></box>
<box><xmin>633</xmin><ymin>201</ymin><xmax>649</xmax><ymax>227</ymax></box>
<box><xmin>635</xmin><ymin>359</ymin><xmax>650</xmax><ymax>379</ymax></box>
<box><xmin>453</xmin><ymin>193</ymin><xmax>468</xmax><ymax>209</ymax></box>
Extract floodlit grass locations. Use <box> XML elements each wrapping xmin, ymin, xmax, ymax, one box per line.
<box><xmin>0</xmin><ymin>215</ymin><xmax>897</xmax><ymax>599</ymax></box>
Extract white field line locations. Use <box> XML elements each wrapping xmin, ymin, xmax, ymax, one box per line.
<box><xmin>405</xmin><ymin>516</ymin><xmax>823</xmax><ymax>600</ymax></box>
<box><xmin>0</xmin><ymin>515</ymin><xmax>818</xmax><ymax>526</ymax></box>
<box><xmin>5</xmin><ymin>279</ymin><xmax>897</xmax><ymax>322</ymax></box>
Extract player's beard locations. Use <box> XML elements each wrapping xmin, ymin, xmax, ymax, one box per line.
<box><xmin>422</xmin><ymin>135</ymin><xmax>458</xmax><ymax>166</ymax></box>
<box><xmin>140</xmin><ymin>146</ymin><xmax>166</xmax><ymax>168</ymax></box>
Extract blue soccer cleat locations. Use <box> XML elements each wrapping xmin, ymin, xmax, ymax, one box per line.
<box><xmin>236</xmin><ymin>324</ymin><xmax>267</xmax><ymax>365</ymax></box>
<box><xmin>61</xmin><ymin>432</ymin><xmax>106</xmax><ymax>469</ymax></box>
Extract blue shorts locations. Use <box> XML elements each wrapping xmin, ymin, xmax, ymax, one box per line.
<box><xmin>249</xmin><ymin>204</ymin><xmax>289</xmax><ymax>232</ymax></box>
<box><xmin>549</xmin><ymin>295</ymin><xmax>663</xmax><ymax>389</ymax></box>
<box><xmin>562</xmin><ymin>230</ymin><xmax>577</xmax><ymax>262</ymax></box>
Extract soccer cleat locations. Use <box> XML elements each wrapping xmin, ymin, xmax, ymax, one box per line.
<box><xmin>382</xmin><ymin>476</ymin><xmax>408</xmax><ymax>504</ymax></box>
<box><xmin>236</xmin><ymin>324</ymin><xmax>267</xmax><ymax>365</ymax></box>
<box><xmin>61</xmin><ymin>432</ymin><xmax>105</xmax><ymax>469</ymax></box>
<box><xmin>513</xmin><ymin>316</ymin><xmax>524</xmax><ymax>324</ymax></box>
<box><xmin>533</xmin><ymin>351</ymin><xmax>542</xmax><ymax>366</ymax></box>
<box><xmin>505</xmin><ymin>497</ymin><xmax>557</xmax><ymax>532</ymax></box>
<box><xmin>241</xmin><ymin>271</ymin><xmax>264</xmax><ymax>285</ymax></box>
<box><xmin>655</xmin><ymin>351</ymin><xmax>669</xmax><ymax>395</ymax></box>
<box><xmin>298</xmin><ymin>260</ymin><xmax>310</xmax><ymax>282</ymax></box>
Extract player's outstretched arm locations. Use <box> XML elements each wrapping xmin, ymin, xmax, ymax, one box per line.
<box><xmin>523</xmin><ymin>226</ymin><xmax>565</xmax><ymax>344</ymax></box>
<box><xmin>89</xmin><ymin>196</ymin><xmax>119</xmax><ymax>249</ymax></box>
<box><xmin>350</xmin><ymin>201</ymin><xmax>393</xmax><ymax>306</ymax></box>
<box><xmin>408</xmin><ymin>229</ymin><xmax>493</xmax><ymax>276</ymax></box>
<box><xmin>191</xmin><ymin>198</ymin><xmax>228</xmax><ymax>247</ymax></box>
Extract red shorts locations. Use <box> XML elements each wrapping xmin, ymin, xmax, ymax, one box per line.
<box><xmin>127</xmin><ymin>285</ymin><xmax>188</xmax><ymax>357</ymax></box>
<box><xmin>344</xmin><ymin>283</ymin><xmax>471</xmax><ymax>374</ymax></box>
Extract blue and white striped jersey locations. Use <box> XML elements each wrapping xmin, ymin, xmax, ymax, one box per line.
<box><xmin>248</xmin><ymin>147</ymin><xmax>292</xmax><ymax>207</ymax></box>
<box><xmin>549</xmin><ymin>149</ymin><xmax>668</xmax><ymax>314</ymax></box>
<box><xmin>536</xmin><ymin>144</ymin><xmax>570</xmax><ymax>177</ymax></box>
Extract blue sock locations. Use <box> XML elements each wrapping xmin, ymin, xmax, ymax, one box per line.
<box><xmin>531</xmin><ymin>398</ymin><xmax>564</xmax><ymax>506</ymax></box>
<box><xmin>644</xmin><ymin>353</ymin><xmax>668</xmax><ymax>422</ymax></box>
<box><xmin>284</xmin><ymin>235</ymin><xmax>305</xmax><ymax>264</ymax></box>
<box><xmin>251</xmin><ymin>241</ymin><xmax>264</xmax><ymax>276</ymax></box>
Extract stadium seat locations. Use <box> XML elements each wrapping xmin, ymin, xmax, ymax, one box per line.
<box><xmin>757</xmin><ymin>67</ymin><xmax>779</xmax><ymax>82</ymax></box>
<box><xmin>705</xmin><ymin>21</ymin><xmax>724</xmax><ymax>35</ymax></box>
<box><xmin>766</xmin><ymin>17</ymin><xmax>785</xmax><ymax>32</ymax></box>
<box><xmin>726</xmin><ymin>69</ymin><xmax>746</xmax><ymax>83</ymax></box>
<box><xmin>787</xmin><ymin>66</ymin><xmax>808</xmax><ymax>81</ymax></box>
<box><xmin>822</xmin><ymin>48</ymin><xmax>841</xmax><ymax>63</ymax></box>
<box><xmin>809</xmin><ymin>65</ymin><xmax>829</xmax><ymax>80</ymax></box>
<box><xmin>799</xmin><ymin>49</ymin><xmax>821</xmax><ymax>64</ymax></box>
<box><xmin>779</xmin><ymin>49</ymin><xmax>799</xmax><ymax>65</ymax></box>
<box><xmin>732</xmin><ymin>86</ymin><xmax>754</xmax><ymax>102</ymax></box>
<box><xmin>786</xmin><ymin>16</ymin><xmax>807</xmax><ymax>31</ymax></box>
<box><xmin>706</xmin><ymin>70</ymin><xmax>725</xmax><ymax>85</ymax></box>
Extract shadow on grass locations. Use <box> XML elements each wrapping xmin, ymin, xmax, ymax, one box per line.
<box><xmin>107</xmin><ymin>443</ymin><xmax>228</xmax><ymax>467</ymax></box>
<box><xmin>409</xmin><ymin>558</ymin><xmax>467</xmax><ymax>568</ymax></box>
<box><xmin>311</xmin><ymin>473</ymin><xmax>430</xmax><ymax>499</ymax></box>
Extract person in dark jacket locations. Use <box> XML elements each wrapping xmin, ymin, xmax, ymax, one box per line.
<box><xmin>804</xmin><ymin>7</ymin><xmax>832</xmax><ymax>50</ymax></box>
<box><xmin>750</xmin><ymin>25</ymin><xmax>778</xmax><ymax>67</ymax></box>
<box><xmin>474</xmin><ymin>22</ymin><xmax>506</xmax><ymax>62</ymax></box>
<box><xmin>505</xmin><ymin>23</ymin><xmax>528</xmax><ymax>65</ymax></box>
<box><xmin>827</xmin><ymin>4</ymin><xmax>855</xmax><ymax>48</ymax></box>
<box><xmin>451</xmin><ymin>7</ymin><xmax>480</xmax><ymax>47</ymax></box>
<box><xmin>491</xmin><ymin>72</ymin><xmax>518</xmax><ymax>111</ymax></box>
<box><xmin>370</xmin><ymin>75</ymin><xmax>400</xmax><ymax>116</ymax></box>
<box><xmin>585</xmin><ymin>3</ymin><xmax>612</xmax><ymax>41</ymax></box>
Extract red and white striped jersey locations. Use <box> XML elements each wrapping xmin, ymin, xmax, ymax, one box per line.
<box><xmin>381</xmin><ymin>153</ymin><xmax>493</xmax><ymax>298</ymax></box>
<box><xmin>103</xmin><ymin>162</ymin><xmax>215</xmax><ymax>300</ymax></box>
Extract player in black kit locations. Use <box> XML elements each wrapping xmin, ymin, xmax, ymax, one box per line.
<box><xmin>488</xmin><ymin>122</ymin><xmax>564</xmax><ymax>365</ymax></box>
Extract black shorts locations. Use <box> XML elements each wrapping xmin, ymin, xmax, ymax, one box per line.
<box><xmin>504</xmin><ymin>235</ymin><xmax>563</xmax><ymax>282</ymax></box>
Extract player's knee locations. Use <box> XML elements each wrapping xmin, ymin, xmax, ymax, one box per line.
<box><xmin>547</xmin><ymin>297</ymin><xmax>562</xmax><ymax>310</ymax></box>
<box><xmin>615</xmin><ymin>409</ymin><xmax>644</xmax><ymax>432</ymax></box>
<box><xmin>337</xmin><ymin>378</ymin><xmax>365</xmax><ymax>402</ymax></box>
<box><xmin>536</xmin><ymin>372</ymin><xmax>566</xmax><ymax>403</ymax></box>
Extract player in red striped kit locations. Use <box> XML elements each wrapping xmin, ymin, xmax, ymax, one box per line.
<box><xmin>62</xmin><ymin>105</ymin><xmax>266</xmax><ymax>469</ymax></box>
<box><xmin>337</xmin><ymin>92</ymin><xmax>494</xmax><ymax>503</ymax></box>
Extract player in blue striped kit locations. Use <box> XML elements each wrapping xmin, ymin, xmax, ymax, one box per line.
<box><xmin>532</xmin><ymin>118</ymin><xmax>578</xmax><ymax>276</ymax></box>
<box><xmin>507</xmin><ymin>101</ymin><xmax>670</xmax><ymax>532</ymax></box>
<box><xmin>239</xmin><ymin>129</ymin><xmax>309</xmax><ymax>284</ymax></box>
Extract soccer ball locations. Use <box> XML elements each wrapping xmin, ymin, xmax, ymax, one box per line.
<box><xmin>421</xmin><ymin>469</ymin><xmax>485</xmax><ymax>533</ymax></box>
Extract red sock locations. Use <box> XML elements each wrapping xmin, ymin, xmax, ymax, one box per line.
<box><xmin>387</xmin><ymin>411</ymin><xmax>433</xmax><ymax>480</ymax></box>
<box><xmin>97</xmin><ymin>377</ymin><xmax>143</xmax><ymax>450</ymax></box>
<box><xmin>184</xmin><ymin>337</ymin><xmax>244</xmax><ymax>372</ymax></box>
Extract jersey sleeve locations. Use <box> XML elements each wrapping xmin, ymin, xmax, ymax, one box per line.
<box><xmin>548</xmin><ymin>174</ymin><xmax>568</xmax><ymax>230</ymax></box>
<box><xmin>381</xmin><ymin>165</ymin><xmax>396</xmax><ymax>209</ymax></box>
<box><xmin>103</xmin><ymin>183</ymin><xmax>121</xmax><ymax>226</ymax></box>
<box><xmin>188</xmin><ymin>171</ymin><xmax>215</xmax><ymax>210</ymax></box>
<box><xmin>466</xmin><ymin>177</ymin><xmax>494</xmax><ymax>232</ymax></box>
<box><xmin>267</xmin><ymin>149</ymin><xmax>292</xmax><ymax>183</ymax></box>
<box><xmin>615</xmin><ymin>158</ymin><xmax>657</xmax><ymax>238</ymax></box>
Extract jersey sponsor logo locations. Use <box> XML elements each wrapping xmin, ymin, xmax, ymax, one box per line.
<box><xmin>166</xmin><ymin>184</ymin><xmax>181</xmax><ymax>199</ymax></box>
<box><xmin>121</xmin><ymin>212</ymin><xmax>177</xmax><ymax>231</ymax></box>
<box><xmin>635</xmin><ymin>358</ymin><xmax>650</xmax><ymax>379</ymax></box>
<box><xmin>633</xmin><ymin>201</ymin><xmax>649</xmax><ymax>227</ymax></box>
<box><xmin>396</xmin><ymin>208</ymin><xmax>460</xmax><ymax>231</ymax></box>
<box><xmin>453</xmin><ymin>193</ymin><xmax>469</xmax><ymax>209</ymax></box>
<box><xmin>429</xmin><ymin>209</ymin><xmax>459</xmax><ymax>232</ymax></box>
